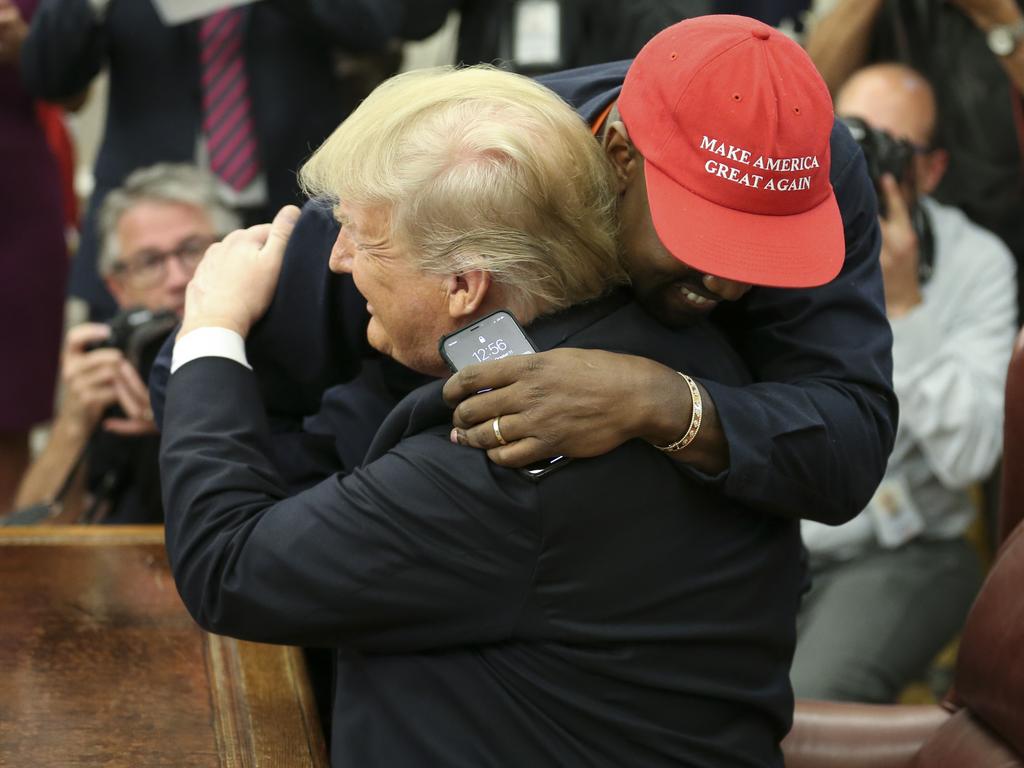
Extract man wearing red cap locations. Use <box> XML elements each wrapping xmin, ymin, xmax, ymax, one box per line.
<box><xmin>147</xmin><ymin>15</ymin><xmax>895</xmax><ymax>528</ymax></box>
<box><xmin>445</xmin><ymin>15</ymin><xmax>895</xmax><ymax>527</ymax></box>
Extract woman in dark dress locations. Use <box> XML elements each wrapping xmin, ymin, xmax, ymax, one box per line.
<box><xmin>0</xmin><ymin>0</ymin><xmax>67</xmax><ymax>512</ymax></box>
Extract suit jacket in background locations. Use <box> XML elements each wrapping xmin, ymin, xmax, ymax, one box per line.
<box><xmin>20</xmin><ymin>0</ymin><xmax>437</xmax><ymax>318</ymax></box>
<box><xmin>161</xmin><ymin>290</ymin><xmax>801</xmax><ymax>767</ymax></box>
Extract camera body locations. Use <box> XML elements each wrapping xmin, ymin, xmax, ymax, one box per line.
<box><xmin>841</xmin><ymin>116</ymin><xmax>935</xmax><ymax>283</ymax></box>
<box><xmin>88</xmin><ymin>307</ymin><xmax>178</xmax><ymax>382</ymax></box>
<box><xmin>841</xmin><ymin>116</ymin><xmax>917</xmax><ymax>217</ymax></box>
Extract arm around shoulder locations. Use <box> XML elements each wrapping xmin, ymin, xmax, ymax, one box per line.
<box><xmin>266</xmin><ymin>0</ymin><xmax>404</xmax><ymax>53</ymax></box>
<box><xmin>698</xmin><ymin>125</ymin><xmax>897</xmax><ymax>525</ymax></box>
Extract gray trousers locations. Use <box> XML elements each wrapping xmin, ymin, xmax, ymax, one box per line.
<box><xmin>790</xmin><ymin>537</ymin><xmax>982</xmax><ymax>703</ymax></box>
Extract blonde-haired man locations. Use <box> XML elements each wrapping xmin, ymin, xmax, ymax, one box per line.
<box><xmin>160</xmin><ymin>66</ymin><xmax>801</xmax><ymax>766</ymax></box>
<box><xmin>298</xmin><ymin>66</ymin><xmax>624</xmax><ymax>330</ymax></box>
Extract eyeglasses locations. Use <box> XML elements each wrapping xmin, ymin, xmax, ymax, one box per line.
<box><xmin>111</xmin><ymin>235</ymin><xmax>217</xmax><ymax>289</ymax></box>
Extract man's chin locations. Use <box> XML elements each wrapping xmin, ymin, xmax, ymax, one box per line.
<box><xmin>366</xmin><ymin>325</ymin><xmax>390</xmax><ymax>358</ymax></box>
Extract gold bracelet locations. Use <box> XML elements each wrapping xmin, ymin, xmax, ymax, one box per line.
<box><xmin>656</xmin><ymin>372</ymin><xmax>702</xmax><ymax>453</ymax></box>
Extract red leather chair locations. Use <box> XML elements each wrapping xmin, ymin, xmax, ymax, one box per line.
<box><xmin>998</xmin><ymin>328</ymin><xmax>1024</xmax><ymax>546</ymax></box>
<box><xmin>783</xmin><ymin>522</ymin><xmax>1024</xmax><ymax>767</ymax></box>
<box><xmin>782</xmin><ymin>328</ymin><xmax>1024</xmax><ymax>767</ymax></box>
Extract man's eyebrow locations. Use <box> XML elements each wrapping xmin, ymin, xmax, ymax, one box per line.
<box><xmin>125</xmin><ymin>247</ymin><xmax>161</xmax><ymax>262</ymax></box>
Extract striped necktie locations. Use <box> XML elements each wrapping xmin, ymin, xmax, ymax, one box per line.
<box><xmin>199</xmin><ymin>9</ymin><xmax>261</xmax><ymax>191</ymax></box>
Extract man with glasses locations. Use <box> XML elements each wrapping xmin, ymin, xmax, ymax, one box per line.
<box><xmin>15</xmin><ymin>164</ymin><xmax>237</xmax><ymax>522</ymax></box>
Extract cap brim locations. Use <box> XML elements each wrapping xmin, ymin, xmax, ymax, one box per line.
<box><xmin>643</xmin><ymin>162</ymin><xmax>845</xmax><ymax>289</ymax></box>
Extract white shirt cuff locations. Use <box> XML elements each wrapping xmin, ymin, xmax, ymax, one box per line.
<box><xmin>171</xmin><ymin>326</ymin><xmax>251</xmax><ymax>374</ymax></box>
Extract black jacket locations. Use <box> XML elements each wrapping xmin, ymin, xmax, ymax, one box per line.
<box><xmin>161</xmin><ymin>292</ymin><xmax>801</xmax><ymax>767</ymax></box>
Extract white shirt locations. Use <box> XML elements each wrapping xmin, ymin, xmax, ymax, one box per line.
<box><xmin>803</xmin><ymin>197</ymin><xmax>1018</xmax><ymax>558</ymax></box>
<box><xmin>172</xmin><ymin>326</ymin><xmax>250</xmax><ymax>373</ymax></box>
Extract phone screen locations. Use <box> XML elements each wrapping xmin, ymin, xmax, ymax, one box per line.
<box><xmin>440</xmin><ymin>311</ymin><xmax>569</xmax><ymax>481</ymax></box>
<box><xmin>440</xmin><ymin>311</ymin><xmax>536</xmax><ymax>372</ymax></box>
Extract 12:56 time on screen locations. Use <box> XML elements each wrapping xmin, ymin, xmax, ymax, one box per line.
<box><xmin>472</xmin><ymin>339</ymin><xmax>510</xmax><ymax>363</ymax></box>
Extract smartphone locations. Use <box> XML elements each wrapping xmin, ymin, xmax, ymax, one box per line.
<box><xmin>439</xmin><ymin>310</ymin><xmax>536</xmax><ymax>372</ymax></box>
<box><xmin>439</xmin><ymin>310</ymin><xmax>569</xmax><ymax>481</ymax></box>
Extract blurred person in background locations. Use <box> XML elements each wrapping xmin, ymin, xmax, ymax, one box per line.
<box><xmin>417</xmin><ymin>0</ymin><xmax>816</xmax><ymax>77</ymax></box>
<box><xmin>806</xmin><ymin>0</ymin><xmax>1024</xmax><ymax>310</ymax></box>
<box><xmin>18</xmin><ymin>0</ymin><xmax>446</xmax><ymax>321</ymax></box>
<box><xmin>411</xmin><ymin>0</ymin><xmax>709</xmax><ymax>75</ymax></box>
<box><xmin>0</xmin><ymin>0</ymin><xmax>68</xmax><ymax>514</ymax></box>
<box><xmin>793</xmin><ymin>63</ymin><xmax>1017</xmax><ymax>703</ymax></box>
<box><xmin>14</xmin><ymin>164</ymin><xmax>237</xmax><ymax>524</ymax></box>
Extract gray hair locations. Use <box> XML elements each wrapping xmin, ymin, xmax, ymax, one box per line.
<box><xmin>98</xmin><ymin>163</ymin><xmax>240</xmax><ymax>276</ymax></box>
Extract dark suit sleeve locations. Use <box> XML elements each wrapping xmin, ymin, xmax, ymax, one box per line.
<box><xmin>149</xmin><ymin>200</ymin><xmax>367</xmax><ymax>427</ymax></box>
<box><xmin>537</xmin><ymin>60</ymin><xmax>629</xmax><ymax>121</ymax></box>
<box><xmin>149</xmin><ymin>201</ymin><xmax>375</xmax><ymax>491</ymax></box>
<box><xmin>265</xmin><ymin>0</ymin><xmax>406</xmax><ymax>52</ymax></box>
<box><xmin>694</xmin><ymin>125</ymin><xmax>897</xmax><ymax>526</ymax></box>
<box><xmin>398</xmin><ymin>0</ymin><xmax>456</xmax><ymax>41</ymax></box>
<box><xmin>161</xmin><ymin>357</ymin><xmax>539</xmax><ymax>652</ymax></box>
<box><xmin>20</xmin><ymin>0</ymin><xmax>106</xmax><ymax>100</ymax></box>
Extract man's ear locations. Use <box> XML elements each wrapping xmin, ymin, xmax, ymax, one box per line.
<box><xmin>445</xmin><ymin>269</ymin><xmax>492</xmax><ymax>320</ymax></box>
<box><xmin>603</xmin><ymin>121</ymin><xmax>638</xmax><ymax>194</ymax></box>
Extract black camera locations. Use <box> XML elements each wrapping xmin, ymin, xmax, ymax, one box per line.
<box><xmin>840</xmin><ymin>116</ymin><xmax>917</xmax><ymax>217</ymax></box>
<box><xmin>841</xmin><ymin>115</ymin><xmax>935</xmax><ymax>283</ymax></box>
<box><xmin>88</xmin><ymin>307</ymin><xmax>178</xmax><ymax>382</ymax></box>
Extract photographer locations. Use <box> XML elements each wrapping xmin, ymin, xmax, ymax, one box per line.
<box><xmin>792</xmin><ymin>63</ymin><xmax>1018</xmax><ymax>703</ymax></box>
<box><xmin>14</xmin><ymin>164</ymin><xmax>237</xmax><ymax>523</ymax></box>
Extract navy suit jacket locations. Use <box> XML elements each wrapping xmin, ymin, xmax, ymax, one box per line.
<box><xmin>162</xmin><ymin>291</ymin><xmax>802</xmax><ymax>767</ymax></box>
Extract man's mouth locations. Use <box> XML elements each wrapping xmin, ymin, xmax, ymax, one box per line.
<box><xmin>676</xmin><ymin>283</ymin><xmax>718</xmax><ymax>309</ymax></box>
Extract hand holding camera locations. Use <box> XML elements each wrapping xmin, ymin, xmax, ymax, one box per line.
<box><xmin>877</xmin><ymin>174</ymin><xmax>924</xmax><ymax>318</ymax></box>
<box><xmin>842</xmin><ymin>116</ymin><xmax>936</xmax><ymax>317</ymax></box>
<box><xmin>63</xmin><ymin>321</ymin><xmax>161</xmax><ymax>438</ymax></box>
<box><xmin>61</xmin><ymin>324</ymin><xmax>127</xmax><ymax>433</ymax></box>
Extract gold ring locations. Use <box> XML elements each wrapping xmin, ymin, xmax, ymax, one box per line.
<box><xmin>492</xmin><ymin>416</ymin><xmax>508</xmax><ymax>446</ymax></box>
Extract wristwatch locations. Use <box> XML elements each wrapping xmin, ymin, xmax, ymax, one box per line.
<box><xmin>987</xmin><ymin>19</ymin><xmax>1024</xmax><ymax>57</ymax></box>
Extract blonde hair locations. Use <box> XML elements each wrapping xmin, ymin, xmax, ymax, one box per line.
<box><xmin>300</xmin><ymin>66</ymin><xmax>626</xmax><ymax>315</ymax></box>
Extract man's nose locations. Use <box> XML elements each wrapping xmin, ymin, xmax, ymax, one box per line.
<box><xmin>329</xmin><ymin>240</ymin><xmax>354</xmax><ymax>274</ymax></box>
<box><xmin>703</xmin><ymin>274</ymin><xmax>752</xmax><ymax>302</ymax></box>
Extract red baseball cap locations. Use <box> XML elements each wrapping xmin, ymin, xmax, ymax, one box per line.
<box><xmin>618</xmin><ymin>15</ymin><xmax>844</xmax><ymax>288</ymax></box>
